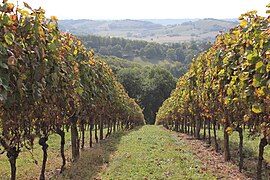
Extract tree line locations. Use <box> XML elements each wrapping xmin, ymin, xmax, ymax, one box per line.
<box><xmin>0</xmin><ymin>2</ymin><xmax>145</xmax><ymax>180</ymax></box>
<box><xmin>78</xmin><ymin>34</ymin><xmax>211</xmax><ymax>76</ymax></box>
<box><xmin>98</xmin><ymin>55</ymin><xmax>177</xmax><ymax>124</ymax></box>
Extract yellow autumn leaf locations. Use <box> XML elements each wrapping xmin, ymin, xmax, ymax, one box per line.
<box><xmin>240</xmin><ymin>20</ymin><xmax>248</xmax><ymax>28</ymax></box>
<box><xmin>8</xmin><ymin>3</ymin><xmax>14</xmax><ymax>11</ymax></box>
<box><xmin>39</xmin><ymin>27</ymin><xmax>45</xmax><ymax>37</ymax></box>
<box><xmin>256</xmin><ymin>87</ymin><xmax>266</xmax><ymax>97</ymax></box>
<box><xmin>266</xmin><ymin>63</ymin><xmax>270</xmax><ymax>73</ymax></box>
<box><xmin>89</xmin><ymin>60</ymin><xmax>95</xmax><ymax>65</ymax></box>
<box><xmin>226</xmin><ymin>127</ymin><xmax>233</xmax><ymax>136</ymax></box>
<box><xmin>252</xmin><ymin>104</ymin><xmax>263</xmax><ymax>114</ymax></box>
<box><xmin>21</xmin><ymin>10</ymin><xmax>30</xmax><ymax>17</ymax></box>
<box><xmin>252</xmin><ymin>74</ymin><xmax>261</xmax><ymax>88</ymax></box>
<box><xmin>50</xmin><ymin>16</ymin><xmax>58</xmax><ymax>22</ymax></box>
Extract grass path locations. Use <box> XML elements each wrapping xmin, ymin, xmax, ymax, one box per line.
<box><xmin>97</xmin><ymin>125</ymin><xmax>216</xmax><ymax>179</ymax></box>
<box><xmin>59</xmin><ymin>125</ymin><xmax>249</xmax><ymax>179</ymax></box>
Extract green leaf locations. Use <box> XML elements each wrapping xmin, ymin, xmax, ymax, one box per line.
<box><xmin>227</xmin><ymin>87</ymin><xmax>233</xmax><ymax>96</ymax></box>
<box><xmin>224</xmin><ymin>97</ymin><xmax>231</xmax><ymax>105</ymax></box>
<box><xmin>223</xmin><ymin>57</ymin><xmax>229</xmax><ymax>64</ymax></box>
<box><xmin>4</xmin><ymin>33</ymin><xmax>14</xmax><ymax>45</ymax></box>
<box><xmin>252</xmin><ymin>74</ymin><xmax>261</xmax><ymax>87</ymax></box>
<box><xmin>246</xmin><ymin>53</ymin><xmax>258</xmax><ymax>64</ymax></box>
<box><xmin>20</xmin><ymin>9</ymin><xmax>30</xmax><ymax>17</ymax></box>
<box><xmin>0</xmin><ymin>78</ymin><xmax>9</xmax><ymax>90</ymax></box>
<box><xmin>233</xmin><ymin>97</ymin><xmax>239</xmax><ymax>101</ymax></box>
<box><xmin>218</xmin><ymin>69</ymin><xmax>225</xmax><ymax>76</ymax></box>
<box><xmin>246</xmin><ymin>54</ymin><xmax>253</xmax><ymax>60</ymax></box>
<box><xmin>255</xmin><ymin>61</ymin><xmax>264</xmax><ymax>71</ymax></box>
<box><xmin>77</xmin><ymin>87</ymin><xmax>84</xmax><ymax>95</ymax></box>
<box><xmin>3</xmin><ymin>14</ymin><xmax>12</xmax><ymax>25</ymax></box>
<box><xmin>0</xmin><ymin>62</ymin><xmax>9</xmax><ymax>69</ymax></box>
<box><xmin>49</xmin><ymin>43</ymin><xmax>57</xmax><ymax>51</ymax></box>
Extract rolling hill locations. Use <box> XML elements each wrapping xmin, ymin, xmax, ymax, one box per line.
<box><xmin>58</xmin><ymin>18</ymin><xmax>238</xmax><ymax>43</ymax></box>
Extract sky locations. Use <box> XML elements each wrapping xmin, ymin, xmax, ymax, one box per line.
<box><xmin>8</xmin><ymin>0</ymin><xmax>270</xmax><ymax>20</ymax></box>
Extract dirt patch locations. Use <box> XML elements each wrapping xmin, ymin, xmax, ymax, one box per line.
<box><xmin>171</xmin><ymin>131</ymin><xmax>251</xmax><ymax>180</ymax></box>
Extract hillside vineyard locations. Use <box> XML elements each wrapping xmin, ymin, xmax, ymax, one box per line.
<box><xmin>0</xmin><ymin>1</ymin><xmax>270</xmax><ymax>180</ymax></box>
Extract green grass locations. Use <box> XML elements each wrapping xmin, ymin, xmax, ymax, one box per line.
<box><xmin>0</xmin><ymin>128</ymin><xmax>108</xmax><ymax>179</ymax></box>
<box><xmin>0</xmin><ymin>132</ymin><xmax>72</xmax><ymax>179</ymax></box>
<box><xmin>57</xmin><ymin>128</ymin><xmax>129</xmax><ymax>179</ymax></box>
<box><xmin>99</xmin><ymin>125</ymin><xmax>215</xmax><ymax>179</ymax></box>
<box><xmin>215</xmin><ymin>128</ymin><xmax>270</xmax><ymax>160</ymax></box>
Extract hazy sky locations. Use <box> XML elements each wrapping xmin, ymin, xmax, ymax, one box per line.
<box><xmin>8</xmin><ymin>0</ymin><xmax>270</xmax><ymax>20</ymax></box>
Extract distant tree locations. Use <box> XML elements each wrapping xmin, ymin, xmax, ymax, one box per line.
<box><xmin>117</xmin><ymin>68</ymin><xmax>144</xmax><ymax>99</ymax></box>
<box><xmin>124</xmin><ymin>43</ymin><xmax>133</xmax><ymax>56</ymax></box>
<box><xmin>111</xmin><ymin>37</ymin><xmax>119</xmax><ymax>46</ymax></box>
<box><xmin>131</xmin><ymin>40</ymin><xmax>147</xmax><ymax>50</ymax></box>
<box><xmin>142</xmin><ymin>45</ymin><xmax>157</xmax><ymax>59</ymax></box>
<box><xmin>185</xmin><ymin>53</ymin><xmax>195</xmax><ymax>64</ymax></box>
<box><xmin>99</xmin><ymin>46</ymin><xmax>109</xmax><ymax>55</ymax></box>
<box><xmin>114</xmin><ymin>64</ymin><xmax>176</xmax><ymax>124</ymax></box>
<box><xmin>78</xmin><ymin>34</ymin><xmax>210</xmax><ymax>71</ymax></box>
<box><xmin>90</xmin><ymin>35</ymin><xmax>101</xmax><ymax>49</ymax></box>
<box><xmin>111</xmin><ymin>44</ymin><xmax>123</xmax><ymax>57</ymax></box>
<box><xmin>175</xmin><ymin>48</ymin><xmax>185</xmax><ymax>62</ymax></box>
<box><xmin>190</xmin><ymin>42</ymin><xmax>199</xmax><ymax>50</ymax></box>
<box><xmin>166</xmin><ymin>48</ymin><xmax>176</xmax><ymax>60</ymax></box>
<box><xmin>141</xmin><ymin>67</ymin><xmax>176</xmax><ymax>124</ymax></box>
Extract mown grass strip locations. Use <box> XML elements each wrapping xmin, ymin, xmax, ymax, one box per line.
<box><xmin>99</xmin><ymin>125</ymin><xmax>215</xmax><ymax>179</ymax></box>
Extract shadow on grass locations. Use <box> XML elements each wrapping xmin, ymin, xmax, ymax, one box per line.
<box><xmin>199</xmin><ymin>133</ymin><xmax>270</xmax><ymax>180</ymax></box>
<box><xmin>56</xmin><ymin>126</ymin><xmax>143</xmax><ymax>180</ymax></box>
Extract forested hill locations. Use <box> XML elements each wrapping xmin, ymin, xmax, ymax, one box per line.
<box><xmin>58</xmin><ymin>18</ymin><xmax>238</xmax><ymax>43</ymax></box>
<box><xmin>79</xmin><ymin>34</ymin><xmax>211</xmax><ymax>77</ymax></box>
<box><xmin>77</xmin><ymin>35</ymin><xmax>210</xmax><ymax>124</ymax></box>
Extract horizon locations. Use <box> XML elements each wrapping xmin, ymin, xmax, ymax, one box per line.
<box><xmin>57</xmin><ymin>18</ymin><xmax>238</xmax><ymax>21</ymax></box>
